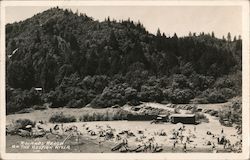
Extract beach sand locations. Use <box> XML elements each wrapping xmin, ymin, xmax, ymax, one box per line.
<box><xmin>6</xmin><ymin>102</ymin><xmax>242</xmax><ymax>153</ymax></box>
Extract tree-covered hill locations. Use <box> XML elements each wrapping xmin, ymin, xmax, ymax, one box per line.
<box><xmin>6</xmin><ymin>7</ymin><xmax>242</xmax><ymax>114</ymax></box>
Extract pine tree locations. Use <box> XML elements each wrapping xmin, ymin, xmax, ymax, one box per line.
<box><xmin>162</xmin><ymin>32</ymin><xmax>166</xmax><ymax>38</ymax></box>
<box><xmin>109</xmin><ymin>30</ymin><xmax>119</xmax><ymax>50</ymax></box>
<box><xmin>173</xmin><ymin>33</ymin><xmax>178</xmax><ymax>39</ymax></box>
<box><xmin>211</xmin><ymin>31</ymin><xmax>215</xmax><ymax>38</ymax></box>
<box><xmin>233</xmin><ymin>36</ymin><xmax>237</xmax><ymax>41</ymax></box>
<box><xmin>222</xmin><ymin>35</ymin><xmax>226</xmax><ymax>41</ymax></box>
<box><xmin>156</xmin><ymin>28</ymin><xmax>161</xmax><ymax>37</ymax></box>
<box><xmin>227</xmin><ymin>32</ymin><xmax>231</xmax><ymax>42</ymax></box>
<box><xmin>238</xmin><ymin>35</ymin><xmax>241</xmax><ymax>40</ymax></box>
<box><xmin>189</xmin><ymin>32</ymin><xmax>192</xmax><ymax>37</ymax></box>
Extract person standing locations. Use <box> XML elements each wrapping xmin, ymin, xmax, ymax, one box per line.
<box><xmin>183</xmin><ymin>143</ymin><xmax>187</xmax><ymax>152</ymax></box>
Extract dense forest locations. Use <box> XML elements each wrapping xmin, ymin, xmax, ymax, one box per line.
<box><xmin>6</xmin><ymin>7</ymin><xmax>242</xmax><ymax>114</ymax></box>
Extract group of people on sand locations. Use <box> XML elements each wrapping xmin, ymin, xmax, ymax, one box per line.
<box><xmin>7</xmin><ymin>119</ymin><xmax>242</xmax><ymax>153</ymax></box>
<box><xmin>38</xmin><ymin>122</ymin><xmax>242</xmax><ymax>153</ymax></box>
<box><xmin>170</xmin><ymin>125</ymin><xmax>195</xmax><ymax>152</ymax></box>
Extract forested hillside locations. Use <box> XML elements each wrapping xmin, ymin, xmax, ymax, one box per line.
<box><xmin>6</xmin><ymin>7</ymin><xmax>242</xmax><ymax>114</ymax></box>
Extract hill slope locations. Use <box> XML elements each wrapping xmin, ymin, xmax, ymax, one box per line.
<box><xmin>6</xmin><ymin>7</ymin><xmax>242</xmax><ymax>114</ymax></box>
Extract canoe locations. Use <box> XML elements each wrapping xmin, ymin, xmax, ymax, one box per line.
<box><xmin>153</xmin><ymin>147</ymin><xmax>163</xmax><ymax>153</ymax></box>
<box><xmin>127</xmin><ymin>145</ymin><xmax>141</xmax><ymax>152</ymax></box>
<box><xmin>119</xmin><ymin>146</ymin><xmax>128</xmax><ymax>152</ymax></box>
<box><xmin>111</xmin><ymin>142</ymin><xmax>125</xmax><ymax>151</ymax></box>
<box><xmin>135</xmin><ymin>146</ymin><xmax>145</xmax><ymax>152</ymax></box>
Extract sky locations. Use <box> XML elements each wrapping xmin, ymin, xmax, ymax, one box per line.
<box><xmin>5</xmin><ymin>6</ymin><xmax>242</xmax><ymax>38</ymax></box>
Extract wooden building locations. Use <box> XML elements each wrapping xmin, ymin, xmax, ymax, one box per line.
<box><xmin>169</xmin><ymin>114</ymin><xmax>196</xmax><ymax>124</ymax></box>
<box><xmin>127</xmin><ymin>114</ymin><xmax>157</xmax><ymax>121</ymax></box>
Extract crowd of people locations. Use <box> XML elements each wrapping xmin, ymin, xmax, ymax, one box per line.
<box><xmin>6</xmin><ymin>120</ymin><xmax>242</xmax><ymax>153</ymax></box>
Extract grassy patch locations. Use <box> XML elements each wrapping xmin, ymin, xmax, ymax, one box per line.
<box><xmin>49</xmin><ymin>112</ymin><xmax>77</xmax><ymax>123</ymax></box>
<box><xmin>79</xmin><ymin>109</ymin><xmax>130</xmax><ymax>122</ymax></box>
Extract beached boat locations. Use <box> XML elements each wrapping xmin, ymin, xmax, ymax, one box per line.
<box><xmin>111</xmin><ymin>142</ymin><xmax>125</xmax><ymax>151</ymax></box>
<box><xmin>153</xmin><ymin>146</ymin><xmax>163</xmax><ymax>152</ymax></box>
<box><xmin>119</xmin><ymin>146</ymin><xmax>128</xmax><ymax>152</ymax></box>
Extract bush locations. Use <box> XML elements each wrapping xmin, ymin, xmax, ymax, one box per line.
<box><xmin>49</xmin><ymin>112</ymin><xmax>76</xmax><ymax>123</ymax></box>
<box><xmin>190</xmin><ymin>97</ymin><xmax>209</xmax><ymax>104</ymax></box>
<box><xmin>15</xmin><ymin>119</ymin><xmax>36</xmax><ymax>129</ymax></box>
<box><xmin>218</xmin><ymin>99</ymin><xmax>242</xmax><ymax>129</ymax></box>
<box><xmin>79</xmin><ymin>112</ymin><xmax>111</xmax><ymax>122</ymax></box>
<box><xmin>67</xmin><ymin>99</ymin><xmax>85</xmax><ymax>108</ymax></box>
<box><xmin>162</xmin><ymin>88</ymin><xmax>172</xmax><ymax>101</ymax></box>
<box><xmin>174</xmin><ymin>108</ymin><xmax>180</xmax><ymax>114</ymax></box>
<box><xmin>214</xmin><ymin>77</ymin><xmax>234</xmax><ymax>89</ymax></box>
<box><xmin>209</xmin><ymin>110</ymin><xmax>219</xmax><ymax>117</ymax></box>
<box><xmin>79</xmin><ymin>113</ymin><xmax>90</xmax><ymax>122</ymax></box>
<box><xmin>33</xmin><ymin>105</ymin><xmax>47</xmax><ymax>110</ymax></box>
<box><xmin>138</xmin><ymin>85</ymin><xmax>163</xmax><ymax>102</ymax></box>
<box><xmin>207</xmin><ymin>90</ymin><xmax>226</xmax><ymax>103</ymax></box>
<box><xmin>6</xmin><ymin>87</ymin><xmax>43</xmax><ymax>114</ymax></box>
<box><xmin>6</xmin><ymin>119</ymin><xmax>35</xmax><ymax>135</ymax></box>
<box><xmin>195</xmin><ymin>112</ymin><xmax>209</xmax><ymax>123</ymax></box>
<box><xmin>172</xmin><ymin>74</ymin><xmax>189</xmax><ymax>89</ymax></box>
<box><xmin>170</xmin><ymin>89</ymin><xmax>194</xmax><ymax>104</ymax></box>
<box><xmin>90</xmin><ymin>84</ymin><xmax>135</xmax><ymax>108</ymax></box>
<box><xmin>191</xmin><ymin>105</ymin><xmax>197</xmax><ymax>113</ymax></box>
<box><xmin>220</xmin><ymin>88</ymin><xmax>235</xmax><ymax>99</ymax></box>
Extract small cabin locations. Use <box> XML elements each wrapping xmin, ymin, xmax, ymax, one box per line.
<box><xmin>34</xmin><ymin>87</ymin><xmax>43</xmax><ymax>94</ymax></box>
<box><xmin>35</xmin><ymin>88</ymin><xmax>42</xmax><ymax>92</ymax></box>
<box><xmin>169</xmin><ymin>114</ymin><xmax>196</xmax><ymax>124</ymax></box>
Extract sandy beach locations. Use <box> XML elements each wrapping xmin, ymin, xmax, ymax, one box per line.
<box><xmin>6</xmin><ymin>102</ymin><xmax>242</xmax><ymax>153</ymax></box>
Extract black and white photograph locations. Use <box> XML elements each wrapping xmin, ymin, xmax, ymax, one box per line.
<box><xmin>0</xmin><ymin>1</ymin><xmax>249</xmax><ymax>159</ymax></box>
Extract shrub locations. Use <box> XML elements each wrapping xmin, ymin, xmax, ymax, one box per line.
<box><xmin>214</xmin><ymin>77</ymin><xmax>234</xmax><ymax>89</ymax></box>
<box><xmin>95</xmin><ymin>113</ymin><xmax>103</xmax><ymax>121</ymax></box>
<box><xmin>138</xmin><ymin>85</ymin><xmax>163</xmax><ymax>102</ymax></box>
<box><xmin>33</xmin><ymin>105</ymin><xmax>47</xmax><ymax>110</ymax></box>
<box><xmin>220</xmin><ymin>88</ymin><xmax>235</xmax><ymax>99</ymax></box>
<box><xmin>209</xmin><ymin>110</ymin><xmax>219</xmax><ymax>117</ymax></box>
<box><xmin>79</xmin><ymin>112</ymin><xmax>111</xmax><ymax>122</ymax></box>
<box><xmin>170</xmin><ymin>89</ymin><xmax>194</xmax><ymax>104</ymax></box>
<box><xmin>191</xmin><ymin>105</ymin><xmax>197</xmax><ymax>114</ymax></box>
<box><xmin>6</xmin><ymin>87</ymin><xmax>42</xmax><ymax>114</ymax></box>
<box><xmin>67</xmin><ymin>99</ymin><xmax>85</xmax><ymax>108</ymax></box>
<box><xmin>172</xmin><ymin>74</ymin><xmax>189</xmax><ymax>89</ymax></box>
<box><xmin>6</xmin><ymin>119</ymin><xmax>35</xmax><ymax>135</ymax></box>
<box><xmin>195</xmin><ymin>112</ymin><xmax>209</xmax><ymax>123</ymax></box>
<box><xmin>90</xmin><ymin>84</ymin><xmax>135</xmax><ymax>108</ymax></box>
<box><xmin>79</xmin><ymin>113</ymin><xmax>90</xmax><ymax>122</ymax></box>
<box><xmin>174</xmin><ymin>108</ymin><xmax>180</xmax><ymax>114</ymax></box>
<box><xmin>115</xmin><ymin>109</ymin><xmax>130</xmax><ymax>120</ymax></box>
<box><xmin>218</xmin><ymin>99</ymin><xmax>242</xmax><ymax>129</ymax></box>
<box><xmin>190</xmin><ymin>97</ymin><xmax>209</xmax><ymax>104</ymax></box>
<box><xmin>162</xmin><ymin>88</ymin><xmax>172</xmax><ymax>101</ymax></box>
<box><xmin>207</xmin><ymin>90</ymin><xmax>226</xmax><ymax>103</ymax></box>
<box><xmin>49</xmin><ymin>112</ymin><xmax>76</xmax><ymax>123</ymax></box>
<box><xmin>15</xmin><ymin>119</ymin><xmax>36</xmax><ymax>129</ymax></box>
